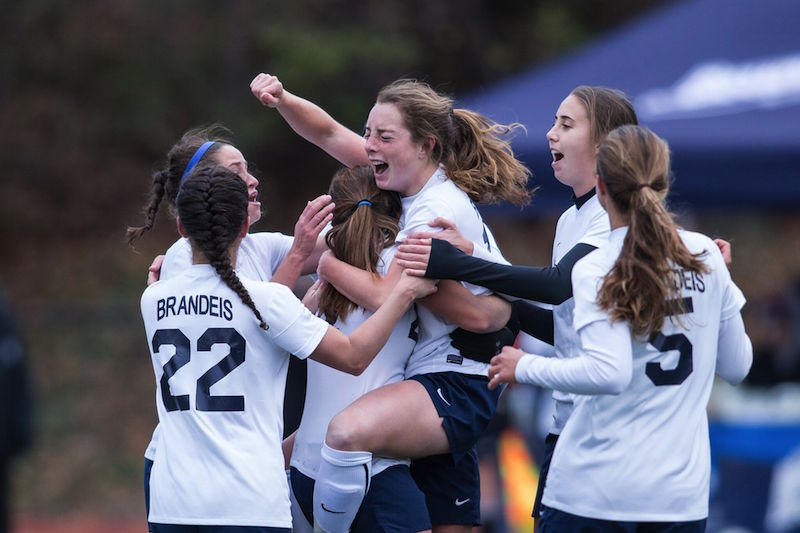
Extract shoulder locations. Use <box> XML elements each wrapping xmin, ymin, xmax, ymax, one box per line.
<box><xmin>678</xmin><ymin>229</ymin><xmax>722</xmax><ymax>265</ymax></box>
<box><xmin>244</xmin><ymin>231</ymin><xmax>293</xmax><ymax>247</ymax></box>
<box><xmin>161</xmin><ymin>238</ymin><xmax>191</xmax><ymax>279</ymax></box>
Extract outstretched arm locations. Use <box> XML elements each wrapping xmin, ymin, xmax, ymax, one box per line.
<box><xmin>251</xmin><ymin>73</ymin><xmax>368</xmax><ymax>168</ymax></box>
<box><xmin>310</xmin><ymin>272</ymin><xmax>437</xmax><ymax>375</ymax></box>
<box><xmin>489</xmin><ymin>318</ymin><xmax>632</xmax><ymax>394</ymax></box>
<box><xmin>398</xmin><ymin>237</ymin><xmax>596</xmax><ymax>305</ymax></box>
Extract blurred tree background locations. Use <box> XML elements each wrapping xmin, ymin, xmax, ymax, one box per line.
<box><xmin>2</xmin><ymin>0</ymin><xmax>798</xmax><ymax>524</ymax></box>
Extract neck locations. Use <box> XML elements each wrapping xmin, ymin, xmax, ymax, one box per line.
<box><xmin>191</xmin><ymin>245</ymin><xmax>239</xmax><ymax>268</ymax></box>
<box><xmin>403</xmin><ymin>161</ymin><xmax>440</xmax><ymax>197</ymax></box>
<box><xmin>605</xmin><ymin>204</ymin><xmax>628</xmax><ymax>230</ymax></box>
<box><xmin>573</xmin><ymin>178</ymin><xmax>596</xmax><ymax>198</ymax></box>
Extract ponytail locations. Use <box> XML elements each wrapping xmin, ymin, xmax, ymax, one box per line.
<box><xmin>596</xmin><ymin>125</ymin><xmax>709</xmax><ymax>337</ymax></box>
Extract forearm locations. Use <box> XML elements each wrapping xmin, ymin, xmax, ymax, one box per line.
<box><xmin>346</xmin><ymin>284</ymin><xmax>417</xmax><ymax>369</ymax></box>
<box><xmin>270</xmin><ymin>247</ymin><xmax>307</xmax><ymax>289</ymax></box>
<box><xmin>716</xmin><ymin>314</ymin><xmax>753</xmax><ymax>385</ymax></box>
<box><xmin>515</xmin><ymin>319</ymin><xmax>631</xmax><ymax>394</ymax></box>
<box><xmin>318</xmin><ymin>254</ymin><xmax>395</xmax><ymax>312</ymax></box>
<box><xmin>276</xmin><ymin>91</ymin><xmax>367</xmax><ymax>168</ymax></box>
<box><xmin>420</xmin><ymin>280</ymin><xmax>511</xmax><ymax>333</ymax></box>
<box><xmin>512</xmin><ymin>300</ymin><xmax>554</xmax><ymax>345</ymax></box>
<box><xmin>426</xmin><ymin>239</ymin><xmax>596</xmax><ymax>304</ymax></box>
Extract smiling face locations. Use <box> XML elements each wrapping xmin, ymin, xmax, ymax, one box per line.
<box><xmin>363</xmin><ymin>102</ymin><xmax>436</xmax><ymax>197</ymax></box>
<box><xmin>212</xmin><ymin>144</ymin><xmax>261</xmax><ymax>224</ymax></box>
<box><xmin>545</xmin><ymin>94</ymin><xmax>598</xmax><ymax>196</ymax></box>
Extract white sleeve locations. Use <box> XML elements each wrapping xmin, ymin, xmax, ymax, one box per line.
<box><xmin>715</xmin><ymin>313</ymin><xmax>753</xmax><ymax>385</ymax></box>
<box><xmin>514</xmin><ymin>318</ymin><xmax>632</xmax><ymax>394</ymax></box>
<box><xmin>161</xmin><ymin>238</ymin><xmax>191</xmax><ymax>279</ymax></box>
<box><xmin>259</xmin><ymin>283</ymin><xmax>329</xmax><ymax>359</ymax></box>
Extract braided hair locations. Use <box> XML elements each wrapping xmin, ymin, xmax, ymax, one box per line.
<box><xmin>127</xmin><ymin>125</ymin><xmax>232</xmax><ymax>246</ymax></box>
<box><xmin>177</xmin><ymin>165</ymin><xmax>268</xmax><ymax>331</ymax></box>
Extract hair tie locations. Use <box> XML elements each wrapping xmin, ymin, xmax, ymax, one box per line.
<box><xmin>357</xmin><ymin>200</ymin><xmax>372</xmax><ymax>207</ymax></box>
<box><xmin>637</xmin><ymin>182</ymin><xmax>652</xmax><ymax>190</ymax></box>
<box><xmin>180</xmin><ymin>141</ymin><xmax>217</xmax><ymax>186</ymax></box>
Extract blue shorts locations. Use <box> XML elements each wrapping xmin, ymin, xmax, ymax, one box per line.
<box><xmin>408</xmin><ymin>371</ymin><xmax>501</xmax><ymax>462</ymax></box>
<box><xmin>150</xmin><ymin>526</ymin><xmax>289</xmax><ymax>533</ymax></box>
<box><xmin>290</xmin><ymin>465</ymin><xmax>431</xmax><ymax>533</ymax></box>
<box><xmin>539</xmin><ymin>507</ymin><xmax>707</xmax><ymax>533</ymax></box>
<box><xmin>532</xmin><ymin>433</ymin><xmax>559</xmax><ymax>518</ymax></box>
<box><xmin>145</xmin><ymin>458</ymin><xmax>154</xmax><ymax>531</ymax></box>
<box><xmin>411</xmin><ymin>446</ymin><xmax>480</xmax><ymax>527</ymax></box>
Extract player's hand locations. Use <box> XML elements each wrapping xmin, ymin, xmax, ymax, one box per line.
<box><xmin>407</xmin><ymin>217</ymin><xmax>473</xmax><ymax>255</ymax></box>
<box><xmin>714</xmin><ymin>238</ymin><xmax>732</xmax><ymax>267</ymax></box>
<box><xmin>396</xmin><ymin>237</ymin><xmax>432</xmax><ymax>277</ymax></box>
<box><xmin>290</xmin><ymin>194</ymin><xmax>334</xmax><ymax>259</ymax></box>
<box><xmin>147</xmin><ymin>255</ymin><xmax>165</xmax><ymax>285</ymax></box>
<box><xmin>301</xmin><ymin>278</ymin><xmax>326</xmax><ymax>313</ymax></box>
<box><xmin>250</xmin><ymin>73</ymin><xmax>285</xmax><ymax>107</ymax></box>
<box><xmin>316</xmin><ymin>249</ymin><xmax>337</xmax><ymax>282</ymax></box>
<box><xmin>488</xmin><ymin>345</ymin><xmax>524</xmax><ymax>390</ymax></box>
<box><xmin>395</xmin><ymin>270</ymin><xmax>438</xmax><ymax>300</ymax></box>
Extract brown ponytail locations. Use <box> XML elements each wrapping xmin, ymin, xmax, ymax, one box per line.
<box><xmin>318</xmin><ymin>166</ymin><xmax>401</xmax><ymax>323</ymax></box>
<box><xmin>376</xmin><ymin>79</ymin><xmax>531</xmax><ymax>206</ymax></box>
<box><xmin>596</xmin><ymin>125</ymin><xmax>709</xmax><ymax>337</ymax></box>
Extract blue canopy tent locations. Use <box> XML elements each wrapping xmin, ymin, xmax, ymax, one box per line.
<box><xmin>462</xmin><ymin>0</ymin><xmax>800</xmax><ymax>215</ymax></box>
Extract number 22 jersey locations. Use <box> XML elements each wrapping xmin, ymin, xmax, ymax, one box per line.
<box><xmin>140</xmin><ymin>264</ymin><xmax>328</xmax><ymax>528</ymax></box>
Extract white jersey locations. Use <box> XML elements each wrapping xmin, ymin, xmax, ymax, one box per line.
<box><xmin>161</xmin><ymin>231</ymin><xmax>294</xmax><ymax>281</ymax></box>
<box><xmin>291</xmin><ymin>246</ymin><xmax>417</xmax><ymax>479</ymax></box>
<box><xmin>396</xmin><ymin>167</ymin><xmax>508</xmax><ymax>377</ymax></box>
<box><xmin>541</xmin><ymin>228</ymin><xmax>748</xmax><ymax>521</ymax></box>
<box><xmin>141</xmin><ymin>265</ymin><xmax>328</xmax><ymax>527</ymax></box>
<box><xmin>145</xmin><ymin>231</ymin><xmax>293</xmax><ymax>460</ymax></box>
<box><xmin>548</xmin><ymin>192</ymin><xmax>609</xmax><ymax>434</ymax></box>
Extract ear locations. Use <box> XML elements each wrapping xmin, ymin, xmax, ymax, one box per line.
<box><xmin>595</xmin><ymin>174</ymin><xmax>606</xmax><ymax>195</ymax></box>
<box><xmin>177</xmin><ymin>216</ymin><xmax>189</xmax><ymax>238</ymax></box>
<box><xmin>419</xmin><ymin>137</ymin><xmax>435</xmax><ymax>159</ymax></box>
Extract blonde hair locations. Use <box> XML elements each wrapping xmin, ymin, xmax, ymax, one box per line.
<box><xmin>596</xmin><ymin>125</ymin><xmax>709</xmax><ymax>338</ymax></box>
<box><xmin>377</xmin><ymin>79</ymin><xmax>531</xmax><ymax>205</ymax></box>
<box><xmin>318</xmin><ymin>166</ymin><xmax>402</xmax><ymax>323</ymax></box>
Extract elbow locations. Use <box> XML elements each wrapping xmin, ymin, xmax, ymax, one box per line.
<box><xmin>343</xmin><ymin>359</ymin><xmax>368</xmax><ymax>377</ymax></box>
<box><xmin>467</xmin><ymin>314</ymin><xmax>495</xmax><ymax>334</ymax></box>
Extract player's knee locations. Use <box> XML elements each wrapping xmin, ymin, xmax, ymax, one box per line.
<box><xmin>325</xmin><ymin>409</ymin><xmax>367</xmax><ymax>451</ymax></box>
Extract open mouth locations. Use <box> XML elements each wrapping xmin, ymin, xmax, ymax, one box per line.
<box><xmin>372</xmin><ymin>161</ymin><xmax>388</xmax><ymax>176</ymax></box>
<box><xmin>249</xmin><ymin>191</ymin><xmax>259</xmax><ymax>202</ymax></box>
<box><xmin>552</xmin><ymin>151</ymin><xmax>564</xmax><ymax>162</ymax></box>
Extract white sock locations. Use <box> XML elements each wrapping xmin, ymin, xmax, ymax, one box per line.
<box><xmin>313</xmin><ymin>443</ymin><xmax>372</xmax><ymax>533</ymax></box>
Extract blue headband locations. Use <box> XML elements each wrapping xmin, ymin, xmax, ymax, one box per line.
<box><xmin>357</xmin><ymin>200</ymin><xmax>372</xmax><ymax>207</ymax></box>
<box><xmin>180</xmin><ymin>141</ymin><xmax>217</xmax><ymax>186</ymax></box>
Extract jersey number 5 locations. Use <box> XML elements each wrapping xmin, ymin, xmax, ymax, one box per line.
<box><xmin>152</xmin><ymin>328</ymin><xmax>246</xmax><ymax>412</ymax></box>
<box><xmin>645</xmin><ymin>297</ymin><xmax>694</xmax><ymax>386</ymax></box>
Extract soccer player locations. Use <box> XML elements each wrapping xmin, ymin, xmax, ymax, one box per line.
<box><xmin>251</xmin><ymin>73</ymin><xmax>529</xmax><ymax>533</ymax></box>
<box><xmin>397</xmin><ymin>86</ymin><xmax>638</xmax><ymax>525</ymax></box>
<box><xmin>289</xmin><ymin>165</ymin><xmax>430</xmax><ymax>533</ymax></box>
<box><xmin>140</xmin><ymin>165</ymin><xmax>436</xmax><ymax>532</ymax></box>
<box><xmin>128</xmin><ymin>126</ymin><xmax>334</xmax><ymax>530</ymax></box>
<box><xmin>488</xmin><ymin>125</ymin><xmax>753</xmax><ymax>530</ymax></box>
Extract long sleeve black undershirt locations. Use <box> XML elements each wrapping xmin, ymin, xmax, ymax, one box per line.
<box><xmin>426</xmin><ymin>239</ymin><xmax>598</xmax><ymax>305</ymax></box>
